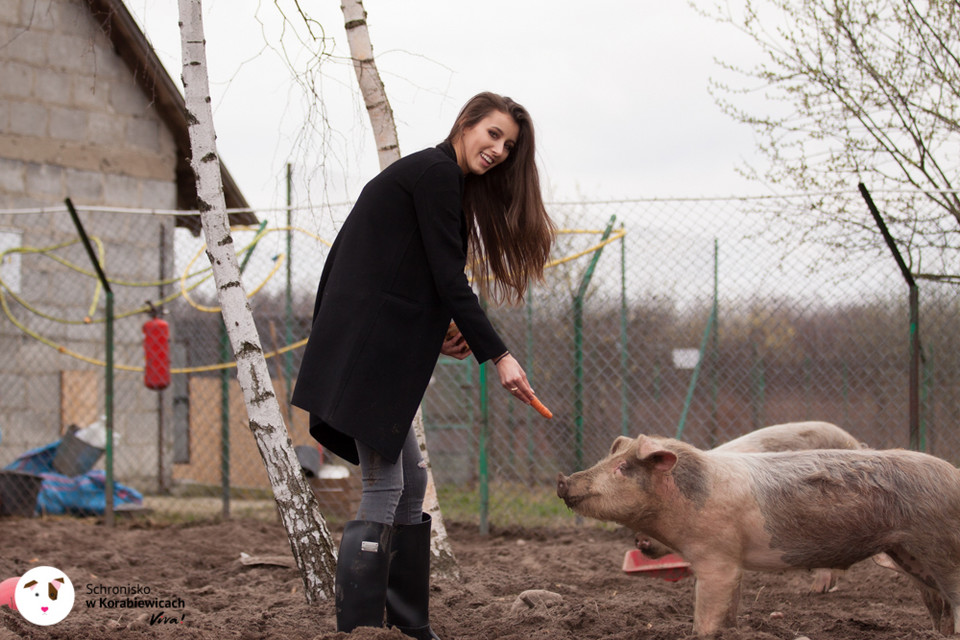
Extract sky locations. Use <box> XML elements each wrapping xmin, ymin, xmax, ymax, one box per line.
<box><xmin>124</xmin><ymin>0</ymin><xmax>767</xmax><ymax>213</ymax></box>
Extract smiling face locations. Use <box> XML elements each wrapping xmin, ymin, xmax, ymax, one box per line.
<box><xmin>453</xmin><ymin>110</ymin><xmax>519</xmax><ymax>175</ymax></box>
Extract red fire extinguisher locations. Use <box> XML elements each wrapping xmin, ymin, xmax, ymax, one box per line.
<box><xmin>143</xmin><ymin>303</ymin><xmax>170</xmax><ymax>390</ymax></box>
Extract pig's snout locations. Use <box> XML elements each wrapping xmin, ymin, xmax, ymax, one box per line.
<box><xmin>557</xmin><ymin>473</ymin><xmax>587</xmax><ymax>509</ymax></box>
<box><xmin>556</xmin><ymin>473</ymin><xmax>569</xmax><ymax>499</ymax></box>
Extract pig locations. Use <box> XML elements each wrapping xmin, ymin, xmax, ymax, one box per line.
<box><xmin>636</xmin><ymin>421</ymin><xmax>863</xmax><ymax>593</ymax></box>
<box><xmin>712</xmin><ymin>420</ymin><xmax>863</xmax><ymax>453</ymax></box>
<box><xmin>557</xmin><ymin>434</ymin><xmax>960</xmax><ymax>636</ymax></box>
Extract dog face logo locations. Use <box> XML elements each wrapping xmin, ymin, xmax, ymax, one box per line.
<box><xmin>14</xmin><ymin>566</ymin><xmax>74</xmax><ymax>626</ymax></box>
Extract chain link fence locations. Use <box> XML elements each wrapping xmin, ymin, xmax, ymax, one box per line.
<box><xmin>1</xmin><ymin>192</ymin><xmax>957</xmax><ymax>529</ymax></box>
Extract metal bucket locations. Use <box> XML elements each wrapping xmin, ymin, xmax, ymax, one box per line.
<box><xmin>52</xmin><ymin>431</ymin><xmax>104</xmax><ymax>477</ymax></box>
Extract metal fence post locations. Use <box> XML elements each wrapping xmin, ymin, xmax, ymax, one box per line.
<box><xmin>65</xmin><ymin>198</ymin><xmax>115</xmax><ymax>527</ymax></box>
<box><xmin>572</xmin><ymin>215</ymin><xmax>616</xmax><ymax>471</ymax></box>
<box><xmin>859</xmin><ymin>183</ymin><xmax>921</xmax><ymax>450</ymax></box>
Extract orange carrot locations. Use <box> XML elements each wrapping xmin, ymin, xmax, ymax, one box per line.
<box><xmin>445</xmin><ymin>321</ymin><xmax>458</xmax><ymax>340</ymax></box>
<box><xmin>530</xmin><ymin>396</ymin><xmax>553</xmax><ymax>419</ymax></box>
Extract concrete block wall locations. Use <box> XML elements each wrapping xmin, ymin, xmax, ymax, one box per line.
<box><xmin>0</xmin><ymin>0</ymin><xmax>179</xmax><ymax>212</ymax></box>
<box><xmin>0</xmin><ymin>0</ymin><xmax>180</xmax><ymax>492</ymax></box>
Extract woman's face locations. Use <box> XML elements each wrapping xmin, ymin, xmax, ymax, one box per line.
<box><xmin>455</xmin><ymin>110</ymin><xmax>519</xmax><ymax>175</ymax></box>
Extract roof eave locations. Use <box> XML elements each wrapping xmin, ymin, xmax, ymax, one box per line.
<box><xmin>84</xmin><ymin>0</ymin><xmax>258</xmax><ymax>234</ymax></box>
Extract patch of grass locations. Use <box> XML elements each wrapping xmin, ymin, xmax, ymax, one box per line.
<box><xmin>136</xmin><ymin>480</ymin><xmax>616</xmax><ymax>531</ymax></box>
<box><xmin>167</xmin><ymin>482</ymin><xmax>274</xmax><ymax>500</ymax></box>
<box><xmin>437</xmin><ymin>480</ymin><xmax>612</xmax><ymax>529</ymax></box>
<box><xmin>142</xmin><ymin>495</ymin><xmax>278</xmax><ymax>524</ymax></box>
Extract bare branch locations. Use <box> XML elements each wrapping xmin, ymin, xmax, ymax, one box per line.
<box><xmin>699</xmin><ymin>0</ymin><xmax>960</xmax><ymax>262</ymax></box>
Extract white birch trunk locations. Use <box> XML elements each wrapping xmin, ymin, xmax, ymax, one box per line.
<box><xmin>340</xmin><ymin>0</ymin><xmax>460</xmax><ymax>579</ymax></box>
<box><xmin>340</xmin><ymin>0</ymin><xmax>399</xmax><ymax>168</ymax></box>
<box><xmin>413</xmin><ymin>408</ymin><xmax>461</xmax><ymax>580</ymax></box>
<box><xmin>178</xmin><ymin>0</ymin><xmax>337</xmax><ymax>602</ymax></box>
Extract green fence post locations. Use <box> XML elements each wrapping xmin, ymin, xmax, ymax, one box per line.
<box><xmin>675</xmin><ymin>302</ymin><xmax>717</xmax><ymax>440</ymax></box>
<box><xmin>573</xmin><ymin>215</ymin><xmax>616</xmax><ymax>471</ymax></box>
<box><xmin>525</xmin><ymin>288</ymin><xmax>535</xmax><ymax>481</ymax></box>
<box><xmin>284</xmin><ymin>163</ymin><xmax>294</xmax><ymax>400</ymax></box>
<box><xmin>709</xmin><ymin>239</ymin><xmax>720</xmax><ymax>447</ymax></box>
<box><xmin>751</xmin><ymin>342</ymin><xmax>766</xmax><ymax>429</ymax></box>
<box><xmin>859</xmin><ymin>183</ymin><xmax>921</xmax><ymax>450</ymax></box>
<box><xmin>842</xmin><ymin>360</ymin><xmax>850</xmax><ymax>427</ymax></box>
<box><xmin>619</xmin><ymin>224</ymin><xmax>629</xmax><ymax>437</ymax></box>
<box><xmin>676</xmin><ymin>239</ymin><xmax>718</xmax><ymax>441</ymax></box>
<box><xmin>220</xmin><ymin>220</ymin><xmax>268</xmax><ymax>518</ymax></box>
<box><xmin>920</xmin><ymin>346</ymin><xmax>932</xmax><ymax>452</ymax></box>
<box><xmin>478</xmin><ymin>355</ymin><xmax>489</xmax><ymax>534</ymax></box>
<box><xmin>105</xmin><ymin>291</ymin><xmax>113</xmax><ymax>525</ymax></box>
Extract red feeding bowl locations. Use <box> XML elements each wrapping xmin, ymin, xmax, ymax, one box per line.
<box><xmin>0</xmin><ymin>576</ymin><xmax>19</xmax><ymax>610</ymax></box>
<box><xmin>622</xmin><ymin>549</ymin><xmax>692</xmax><ymax>582</ymax></box>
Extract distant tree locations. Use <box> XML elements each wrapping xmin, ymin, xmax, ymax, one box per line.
<box><xmin>702</xmin><ymin>0</ymin><xmax>960</xmax><ymax>275</ymax></box>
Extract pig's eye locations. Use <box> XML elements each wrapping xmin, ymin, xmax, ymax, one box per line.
<box><xmin>614</xmin><ymin>461</ymin><xmax>627</xmax><ymax>476</ymax></box>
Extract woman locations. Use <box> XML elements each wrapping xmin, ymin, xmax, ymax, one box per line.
<box><xmin>291</xmin><ymin>92</ymin><xmax>555</xmax><ymax>638</ymax></box>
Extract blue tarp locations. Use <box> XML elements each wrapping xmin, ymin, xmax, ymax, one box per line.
<box><xmin>3</xmin><ymin>441</ymin><xmax>143</xmax><ymax>516</ymax></box>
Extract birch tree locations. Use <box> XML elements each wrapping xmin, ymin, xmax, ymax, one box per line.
<box><xmin>340</xmin><ymin>0</ymin><xmax>460</xmax><ymax>580</ymax></box>
<box><xmin>177</xmin><ymin>0</ymin><xmax>337</xmax><ymax>601</ymax></box>
<box><xmin>340</xmin><ymin>0</ymin><xmax>400</xmax><ymax>169</ymax></box>
<box><xmin>702</xmin><ymin>0</ymin><xmax>960</xmax><ymax>270</ymax></box>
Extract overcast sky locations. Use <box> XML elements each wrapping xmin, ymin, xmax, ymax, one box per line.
<box><xmin>125</xmin><ymin>1</ymin><xmax>767</xmax><ymax>212</ymax></box>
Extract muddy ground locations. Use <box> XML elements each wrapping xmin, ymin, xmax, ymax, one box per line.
<box><xmin>0</xmin><ymin>515</ymin><xmax>943</xmax><ymax>639</ymax></box>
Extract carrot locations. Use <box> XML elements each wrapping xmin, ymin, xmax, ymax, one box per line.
<box><xmin>530</xmin><ymin>396</ymin><xmax>553</xmax><ymax>419</ymax></box>
<box><xmin>445</xmin><ymin>321</ymin><xmax>458</xmax><ymax>340</ymax></box>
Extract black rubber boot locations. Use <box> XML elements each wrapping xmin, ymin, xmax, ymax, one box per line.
<box><xmin>386</xmin><ymin>513</ymin><xmax>442</xmax><ymax>640</ymax></box>
<box><xmin>335</xmin><ymin>520</ymin><xmax>393</xmax><ymax>633</ymax></box>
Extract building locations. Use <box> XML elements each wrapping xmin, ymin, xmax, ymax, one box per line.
<box><xmin>0</xmin><ymin>0</ymin><xmax>257</xmax><ymax>492</ymax></box>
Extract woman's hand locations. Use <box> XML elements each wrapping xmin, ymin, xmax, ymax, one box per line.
<box><xmin>441</xmin><ymin>328</ymin><xmax>472</xmax><ymax>360</ymax></box>
<box><xmin>494</xmin><ymin>353</ymin><xmax>535</xmax><ymax>404</ymax></box>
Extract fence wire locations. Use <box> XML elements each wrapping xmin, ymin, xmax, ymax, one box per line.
<box><xmin>0</xmin><ymin>192</ymin><xmax>957</xmax><ymax>529</ymax></box>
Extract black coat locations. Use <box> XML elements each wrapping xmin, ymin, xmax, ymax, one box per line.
<box><xmin>291</xmin><ymin>142</ymin><xmax>508</xmax><ymax>464</ymax></box>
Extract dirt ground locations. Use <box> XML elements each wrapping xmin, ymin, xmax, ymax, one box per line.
<box><xmin>0</xmin><ymin>515</ymin><xmax>944</xmax><ymax>640</ymax></box>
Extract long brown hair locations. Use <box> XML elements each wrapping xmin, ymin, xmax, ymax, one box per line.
<box><xmin>446</xmin><ymin>92</ymin><xmax>555</xmax><ymax>304</ymax></box>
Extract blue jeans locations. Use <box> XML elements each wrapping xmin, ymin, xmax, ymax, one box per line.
<box><xmin>354</xmin><ymin>427</ymin><xmax>427</xmax><ymax>526</ymax></box>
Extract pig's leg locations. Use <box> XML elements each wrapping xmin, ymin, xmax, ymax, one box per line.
<box><xmin>808</xmin><ymin>568</ymin><xmax>842</xmax><ymax>593</ymax></box>
<box><xmin>691</xmin><ymin>561</ymin><xmax>742</xmax><ymax>635</ymax></box>
<box><xmin>916</xmin><ymin>584</ymin><xmax>960</xmax><ymax>635</ymax></box>
<box><xmin>916</xmin><ymin>586</ymin><xmax>948</xmax><ymax>634</ymax></box>
<box><xmin>937</xmin><ymin>582</ymin><xmax>960</xmax><ymax>635</ymax></box>
<box><xmin>886</xmin><ymin>546</ymin><xmax>960</xmax><ymax>635</ymax></box>
<box><xmin>942</xmin><ymin>568</ymin><xmax>960</xmax><ymax>635</ymax></box>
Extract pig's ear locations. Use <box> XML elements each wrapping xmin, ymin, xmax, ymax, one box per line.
<box><xmin>609</xmin><ymin>436</ymin><xmax>633</xmax><ymax>455</ymax></box>
<box><xmin>635</xmin><ymin>437</ymin><xmax>678</xmax><ymax>473</ymax></box>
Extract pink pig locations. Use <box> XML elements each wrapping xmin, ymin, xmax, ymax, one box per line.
<box><xmin>557</xmin><ymin>434</ymin><xmax>960</xmax><ymax>636</ymax></box>
<box><xmin>636</xmin><ymin>421</ymin><xmax>863</xmax><ymax>593</ymax></box>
